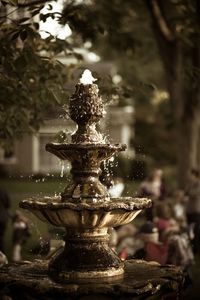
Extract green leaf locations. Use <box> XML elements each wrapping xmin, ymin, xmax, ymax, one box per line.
<box><xmin>39</xmin><ymin>13</ymin><xmax>48</xmax><ymax>23</ymax></box>
<box><xmin>19</xmin><ymin>17</ymin><xmax>30</xmax><ymax>24</ymax></box>
<box><xmin>10</xmin><ymin>31</ymin><xmax>20</xmax><ymax>40</ymax></box>
<box><xmin>1</xmin><ymin>0</ymin><xmax>9</xmax><ymax>6</ymax></box>
<box><xmin>33</xmin><ymin>22</ymin><xmax>39</xmax><ymax>30</ymax></box>
<box><xmin>8</xmin><ymin>0</ymin><xmax>18</xmax><ymax>6</ymax></box>
<box><xmin>20</xmin><ymin>30</ymin><xmax>27</xmax><ymax>41</ymax></box>
<box><xmin>48</xmin><ymin>4</ymin><xmax>53</xmax><ymax>10</ymax></box>
<box><xmin>31</xmin><ymin>9</ymin><xmax>42</xmax><ymax>17</ymax></box>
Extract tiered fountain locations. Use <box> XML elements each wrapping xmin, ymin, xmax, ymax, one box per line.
<box><xmin>0</xmin><ymin>71</ymin><xmax>184</xmax><ymax>299</ymax></box>
<box><xmin>20</xmin><ymin>70</ymin><xmax>151</xmax><ymax>281</ymax></box>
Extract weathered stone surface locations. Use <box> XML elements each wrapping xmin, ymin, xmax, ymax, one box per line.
<box><xmin>0</xmin><ymin>259</ymin><xmax>184</xmax><ymax>300</ymax></box>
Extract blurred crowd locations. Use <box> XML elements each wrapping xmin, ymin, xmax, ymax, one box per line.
<box><xmin>108</xmin><ymin>168</ymin><xmax>200</xmax><ymax>281</ymax></box>
<box><xmin>0</xmin><ymin>167</ymin><xmax>200</xmax><ymax>281</ymax></box>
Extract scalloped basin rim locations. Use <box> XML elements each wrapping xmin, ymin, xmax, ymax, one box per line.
<box><xmin>20</xmin><ymin>197</ymin><xmax>151</xmax><ymax>211</ymax></box>
<box><xmin>45</xmin><ymin>143</ymin><xmax>127</xmax><ymax>150</ymax></box>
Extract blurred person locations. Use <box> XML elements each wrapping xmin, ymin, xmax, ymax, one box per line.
<box><xmin>158</xmin><ymin>197</ymin><xmax>195</xmax><ymax>271</ymax></box>
<box><xmin>116</xmin><ymin>223</ymin><xmax>137</xmax><ymax>244</ymax></box>
<box><xmin>139</xmin><ymin>169</ymin><xmax>166</xmax><ymax>201</ymax></box>
<box><xmin>117</xmin><ymin>235</ymin><xmax>144</xmax><ymax>261</ymax></box>
<box><xmin>109</xmin><ymin>177</ymin><xmax>124</xmax><ymax>198</ymax></box>
<box><xmin>166</xmin><ymin>228</ymin><xmax>194</xmax><ymax>270</ymax></box>
<box><xmin>116</xmin><ymin>224</ymin><xmax>143</xmax><ymax>260</ymax></box>
<box><xmin>139</xmin><ymin>168</ymin><xmax>166</xmax><ymax>221</ymax></box>
<box><xmin>0</xmin><ymin>251</ymin><xmax>9</xmax><ymax>300</ymax></box>
<box><xmin>118</xmin><ymin>237</ymin><xmax>135</xmax><ymax>261</ymax></box>
<box><xmin>185</xmin><ymin>169</ymin><xmax>200</xmax><ymax>253</ymax></box>
<box><xmin>154</xmin><ymin>203</ymin><xmax>179</xmax><ymax>242</ymax></box>
<box><xmin>151</xmin><ymin>168</ymin><xmax>166</xmax><ymax>200</ymax></box>
<box><xmin>12</xmin><ymin>210</ymin><xmax>31</xmax><ymax>262</ymax></box>
<box><xmin>139</xmin><ymin>174</ymin><xmax>155</xmax><ymax>221</ymax></box>
<box><xmin>134</xmin><ymin>221</ymin><xmax>168</xmax><ymax>265</ymax></box>
<box><xmin>173</xmin><ymin>189</ymin><xmax>188</xmax><ymax>228</ymax></box>
<box><xmin>154</xmin><ymin>202</ymin><xmax>177</xmax><ymax>229</ymax></box>
<box><xmin>139</xmin><ymin>175</ymin><xmax>154</xmax><ymax>198</ymax></box>
<box><xmin>0</xmin><ymin>251</ymin><xmax>8</xmax><ymax>268</ymax></box>
<box><xmin>0</xmin><ymin>188</ymin><xmax>11</xmax><ymax>253</ymax></box>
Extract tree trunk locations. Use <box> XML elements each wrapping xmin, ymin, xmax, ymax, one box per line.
<box><xmin>146</xmin><ymin>0</ymin><xmax>200</xmax><ymax>187</ymax></box>
<box><xmin>176</xmin><ymin>115</ymin><xmax>199</xmax><ymax>188</ymax></box>
<box><xmin>167</xmin><ymin>43</ymin><xmax>200</xmax><ymax>187</ymax></box>
<box><xmin>166</xmin><ymin>46</ymin><xmax>200</xmax><ymax>187</ymax></box>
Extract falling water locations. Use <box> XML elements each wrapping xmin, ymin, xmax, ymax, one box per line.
<box><xmin>60</xmin><ymin>161</ymin><xmax>65</xmax><ymax>178</ymax></box>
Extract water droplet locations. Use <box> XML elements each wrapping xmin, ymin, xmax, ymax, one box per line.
<box><xmin>60</xmin><ymin>161</ymin><xmax>65</xmax><ymax>177</ymax></box>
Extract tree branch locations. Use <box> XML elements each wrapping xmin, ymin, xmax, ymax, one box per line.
<box><xmin>147</xmin><ymin>0</ymin><xmax>175</xmax><ymax>42</ymax></box>
<box><xmin>18</xmin><ymin>0</ymin><xmax>49</xmax><ymax>7</ymax></box>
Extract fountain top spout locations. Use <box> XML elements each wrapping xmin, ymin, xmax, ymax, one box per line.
<box><xmin>69</xmin><ymin>70</ymin><xmax>104</xmax><ymax>144</ymax></box>
<box><xmin>79</xmin><ymin>69</ymin><xmax>97</xmax><ymax>85</ymax></box>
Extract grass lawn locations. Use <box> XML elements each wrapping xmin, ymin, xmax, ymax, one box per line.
<box><xmin>0</xmin><ymin>177</ymin><xmax>67</xmax><ymax>259</ymax></box>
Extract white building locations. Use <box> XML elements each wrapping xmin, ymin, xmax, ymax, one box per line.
<box><xmin>0</xmin><ymin>105</ymin><xmax>134</xmax><ymax>175</ymax></box>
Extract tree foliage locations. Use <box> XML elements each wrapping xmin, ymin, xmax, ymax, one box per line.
<box><xmin>0</xmin><ymin>0</ymin><xmax>79</xmax><ymax>149</ymax></box>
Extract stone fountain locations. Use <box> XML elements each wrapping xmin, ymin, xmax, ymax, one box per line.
<box><xmin>0</xmin><ymin>71</ymin><xmax>184</xmax><ymax>300</ymax></box>
<box><xmin>20</xmin><ymin>70</ymin><xmax>151</xmax><ymax>281</ymax></box>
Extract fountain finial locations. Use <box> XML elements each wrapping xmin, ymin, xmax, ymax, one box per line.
<box><xmin>69</xmin><ymin>70</ymin><xmax>104</xmax><ymax>144</ymax></box>
<box><xmin>79</xmin><ymin>69</ymin><xmax>97</xmax><ymax>85</ymax></box>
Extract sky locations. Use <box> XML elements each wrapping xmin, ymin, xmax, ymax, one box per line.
<box><xmin>39</xmin><ymin>0</ymin><xmax>72</xmax><ymax>39</ymax></box>
<box><xmin>39</xmin><ymin>1</ymin><xmax>100</xmax><ymax>63</ymax></box>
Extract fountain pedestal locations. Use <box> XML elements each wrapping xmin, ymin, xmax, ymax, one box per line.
<box><xmin>49</xmin><ymin>228</ymin><xmax>123</xmax><ymax>281</ymax></box>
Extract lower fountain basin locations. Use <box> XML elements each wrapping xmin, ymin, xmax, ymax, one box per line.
<box><xmin>0</xmin><ymin>259</ymin><xmax>184</xmax><ymax>299</ymax></box>
<box><xmin>20</xmin><ymin>197</ymin><xmax>151</xmax><ymax>281</ymax></box>
<box><xmin>20</xmin><ymin>197</ymin><xmax>151</xmax><ymax>228</ymax></box>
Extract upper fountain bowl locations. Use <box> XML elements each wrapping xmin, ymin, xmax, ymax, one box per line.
<box><xmin>45</xmin><ymin>143</ymin><xmax>126</xmax><ymax>162</ymax></box>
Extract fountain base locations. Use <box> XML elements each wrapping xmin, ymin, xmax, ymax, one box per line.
<box><xmin>49</xmin><ymin>228</ymin><xmax>124</xmax><ymax>281</ymax></box>
<box><xmin>0</xmin><ymin>259</ymin><xmax>184</xmax><ymax>299</ymax></box>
